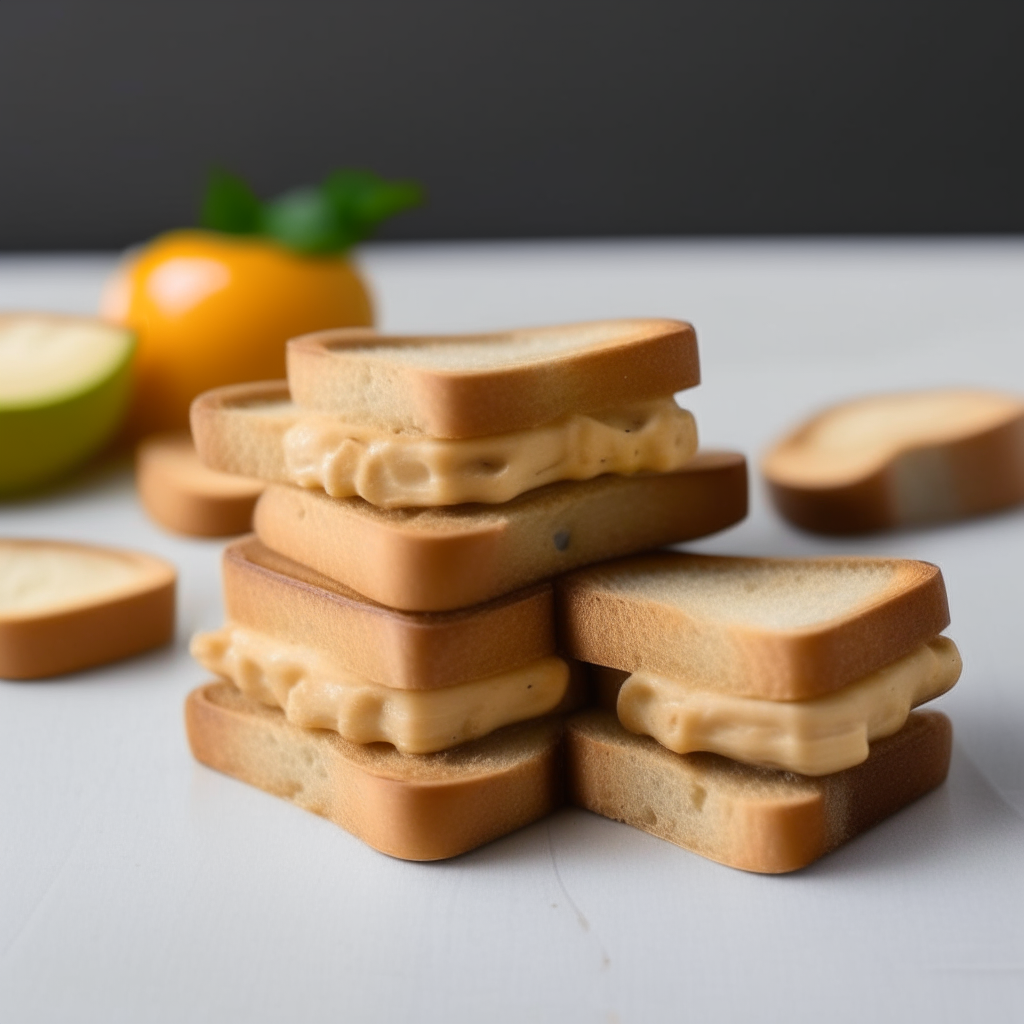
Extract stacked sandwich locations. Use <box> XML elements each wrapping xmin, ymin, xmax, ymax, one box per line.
<box><xmin>186</xmin><ymin>319</ymin><xmax>748</xmax><ymax>861</ymax></box>
<box><xmin>557</xmin><ymin>552</ymin><xmax>960</xmax><ymax>873</ymax></box>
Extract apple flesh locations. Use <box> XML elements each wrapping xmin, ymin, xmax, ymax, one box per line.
<box><xmin>0</xmin><ymin>315</ymin><xmax>135</xmax><ymax>494</ymax></box>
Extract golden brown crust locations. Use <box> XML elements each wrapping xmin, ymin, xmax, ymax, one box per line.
<box><xmin>0</xmin><ymin>540</ymin><xmax>175</xmax><ymax>679</ymax></box>
<box><xmin>763</xmin><ymin>396</ymin><xmax>1024</xmax><ymax>534</ymax></box>
<box><xmin>556</xmin><ymin>553</ymin><xmax>949</xmax><ymax>700</ymax></box>
<box><xmin>220</xmin><ymin>536</ymin><xmax>557</xmax><ymax>689</ymax></box>
<box><xmin>253</xmin><ymin>451</ymin><xmax>747</xmax><ymax>611</ymax></box>
<box><xmin>286</xmin><ymin>319</ymin><xmax>700</xmax><ymax>438</ymax></box>
<box><xmin>565</xmin><ymin>709</ymin><xmax>952</xmax><ymax>873</ymax></box>
<box><xmin>185</xmin><ymin>681</ymin><xmax>565</xmax><ymax>861</ymax></box>
<box><xmin>136</xmin><ymin>431</ymin><xmax>263</xmax><ymax>537</ymax></box>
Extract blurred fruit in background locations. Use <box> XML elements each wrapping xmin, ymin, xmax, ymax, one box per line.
<box><xmin>0</xmin><ymin>314</ymin><xmax>134</xmax><ymax>494</ymax></box>
<box><xmin>101</xmin><ymin>169</ymin><xmax>422</xmax><ymax>438</ymax></box>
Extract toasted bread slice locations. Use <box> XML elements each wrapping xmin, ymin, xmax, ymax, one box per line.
<box><xmin>253</xmin><ymin>451</ymin><xmax>747</xmax><ymax>612</ymax></box>
<box><xmin>191</xmin><ymin>381</ymin><xmax>698</xmax><ymax>509</ymax></box>
<box><xmin>186</xmin><ymin>681</ymin><xmax>565</xmax><ymax>861</ymax></box>
<box><xmin>286</xmin><ymin>319</ymin><xmax>699</xmax><ymax>438</ymax></box>
<box><xmin>557</xmin><ymin>553</ymin><xmax>949</xmax><ymax>701</ymax></box>
<box><xmin>202</xmin><ymin>536</ymin><xmax>557</xmax><ymax>690</ymax></box>
<box><xmin>0</xmin><ymin>539</ymin><xmax>175</xmax><ymax>678</ymax></box>
<box><xmin>136</xmin><ymin>432</ymin><xmax>264</xmax><ymax>537</ymax></box>
<box><xmin>762</xmin><ymin>389</ymin><xmax>1024</xmax><ymax>533</ymax></box>
<box><xmin>566</xmin><ymin>709</ymin><xmax>952</xmax><ymax>873</ymax></box>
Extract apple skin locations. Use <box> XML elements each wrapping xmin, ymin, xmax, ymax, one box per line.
<box><xmin>0</xmin><ymin>340</ymin><xmax>134</xmax><ymax>495</ymax></box>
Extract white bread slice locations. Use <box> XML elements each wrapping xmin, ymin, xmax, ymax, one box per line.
<box><xmin>190</xmin><ymin>381</ymin><xmax>698</xmax><ymax>509</ymax></box>
<box><xmin>566</xmin><ymin>709</ymin><xmax>952</xmax><ymax>873</ymax></box>
<box><xmin>286</xmin><ymin>319</ymin><xmax>699</xmax><ymax>438</ymax></box>
<box><xmin>136</xmin><ymin>432</ymin><xmax>263</xmax><ymax>537</ymax></box>
<box><xmin>762</xmin><ymin>389</ymin><xmax>1024</xmax><ymax>533</ymax></box>
<box><xmin>198</xmin><ymin>536</ymin><xmax>558</xmax><ymax>691</ymax></box>
<box><xmin>0</xmin><ymin>539</ymin><xmax>175</xmax><ymax>678</ymax></box>
<box><xmin>186</xmin><ymin>681</ymin><xmax>565</xmax><ymax>861</ymax></box>
<box><xmin>556</xmin><ymin>552</ymin><xmax>949</xmax><ymax>701</ymax></box>
<box><xmin>253</xmin><ymin>450</ymin><xmax>747</xmax><ymax>612</ymax></box>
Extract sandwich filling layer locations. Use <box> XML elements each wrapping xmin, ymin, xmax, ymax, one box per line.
<box><xmin>260</xmin><ymin>397</ymin><xmax>696</xmax><ymax>507</ymax></box>
<box><xmin>191</xmin><ymin>626</ymin><xmax>569</xmax><ymax>753</ymax></box>
<box><xmin>616</xmin><ymin>636</ymin><xmax>960</xmax><ymax>775</ymax></box>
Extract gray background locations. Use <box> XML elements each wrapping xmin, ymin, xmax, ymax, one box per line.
<box><xmin>1</xmin><ymin>0</ymin><xmax>1022</xmax><ymax>248</ymax></box>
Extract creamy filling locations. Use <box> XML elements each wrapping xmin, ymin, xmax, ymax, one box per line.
<box><xmin>280</xmin><ymin>397</ymin><xmax>697</xmax><ymax>508</ymax></box>
<box><xmin>616</xmin><ymin>636</ymin><xmax>961</xmax><ymax>775</ymax></box>
<box><xmin>191</xmin><ymin>625</ymin><xmax>569</xmax><ymax>754</ymax></box>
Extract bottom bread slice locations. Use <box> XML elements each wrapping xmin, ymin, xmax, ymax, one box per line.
<box><xmin>566</xmin><ymin>709</ymin><xmax>952</xmax><ymax>873</ymax></box>
<box><xmin>186</xmin><ymin>681</ymin><xmax>564</xmax><ymax>861</ymax></box>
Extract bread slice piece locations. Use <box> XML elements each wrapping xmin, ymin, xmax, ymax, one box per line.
<box><xmin>186</xmin><ymin>681</ymin><xmax>565</xmax><ymax>861</ymax></box>
<box><xmin>556</xmin><ymin>552</ymin><xmax>949</xmax><ymax>701</ymax></box>
<box><xmin>191</xmin><ymin>381</ymin><xmax>698</xmax><ymax>509</ymax></box>
<box><xmin>762</xmin><ymin>389</ymin><xmax>1024</xmax><ymax>533</ymax></box>
<box><xmin>253</xmin><ymin>451</ymin><xmax>747</xmax><ymax>612</ymax></box>
<box><xmin>202</xmin><ymin>536</ymin><xmax>557</xmax><ymax>690</ymax></box>
<box><xmin>136</xmin><ymin>431</ymin><xmax>264</xmax><ymax>537</ymax></box>
<box><xmin>286</xmin><ymin>319</ymin><xmax>700</xmax><ymax>438</ymax></box>
<box><xmin>566</xmin><ymin>709</ymin><xmax>952</xmax><ymax>873</ymax></box>
<box><xmin>0</xmin><ymin>539</ymin><xmax>175</xmax><ymax>678</ymax></box>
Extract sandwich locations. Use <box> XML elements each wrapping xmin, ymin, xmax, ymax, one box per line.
<box><xmin>187</xmin><ymin>536</ymin><xmax>578</xmax><ymax>859</ymax></box>
<box><xmin>556</xmin><ymin>552</ymin><xmax>960</xmax><ymax>872</ymax></box>
<box><xmin>762</xmin><ymin>388</ymin><xmax>1024</xmax><ymax>533</ymax></box>
<box><xmin>190</xmin><ymin>319</ymin><xmax>701</xmax><ymax>508</ymax></box>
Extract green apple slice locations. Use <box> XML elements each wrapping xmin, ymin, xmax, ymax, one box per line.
<box><xmin>0</xmin><ymin>314</ymin><xmax>135</xmax><ymax>494</ymax></box>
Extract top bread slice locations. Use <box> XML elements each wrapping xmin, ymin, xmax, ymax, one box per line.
<box><xmin>285</xmin><ymin>319</ymin><xmax>699</xmax><ymax>438</ymax></box>
<box><xmin>762</xmin><ymin>389</ymin><xmax>1024</xmax><ymax>533</ymax></box>
<box><xmin>207</xmin><ymin>535</ymin><xmax>557</xmax><ymax>690</ymax></box>
<box><xmin>556</xmin><ymin>552</ymin><xmax>949</xmax><ymax>700</ymax></box>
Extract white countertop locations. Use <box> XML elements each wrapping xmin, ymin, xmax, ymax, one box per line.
<box><xmin>1</xmin><ymin>239</ymin><xmax>1023</xmax><ymax>1023</ymax></box>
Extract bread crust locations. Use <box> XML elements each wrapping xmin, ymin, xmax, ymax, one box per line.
<box><xmin>286</xmin><ymin>319</ymin><xmax>700</xmax><ymax>438</ymax></box>
<box><xmin>763</xmin><ymin>392</ymin><xmax>1024</xmax><ymax>533</ymax></box>
<box><xmin>136</xmin><ymin>431</ymin><xmax>263</xmax><ymax>537</ymax></box>
<box><xmin>0</xmin><ymin>539</ymin><xmax>175</xmax><ymax>679</ymax></box>
<box><xmin>566</xmin><ymin>709</ymin><xmax>952</xmax><ymax>873</ymax></box>
<box><xmin>186</xmin><ymin>681</ymin><xmax>565</xmax><ymax>861</ymax></box>
<box><xmin>216</xmin><ymin>536</ymin><xmax>557</xmax><ymax>689</ymax></box>
<box><xmin>252</xmin><ymin>451</ymin><xmax>747</xmax><ymax>611</ymax></box>
<box><xmin>557</xmin><ymin>553</ymin><xmax>950</xmax><ymax>700</ymax></box>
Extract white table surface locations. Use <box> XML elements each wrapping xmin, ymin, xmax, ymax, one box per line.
<box><xmin>1</xmin><ymin>240</ymin><xmax>1023</xmax><ymax>1024</ymax></box>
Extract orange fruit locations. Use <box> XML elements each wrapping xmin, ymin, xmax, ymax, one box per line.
<box><xmin>101</xmin><ymin>229</ymin><xmax>373</xmax><ymax>438</ymax></box>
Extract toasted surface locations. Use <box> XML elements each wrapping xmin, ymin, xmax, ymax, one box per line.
<box><xmin>566</xmin><ymin>709</ymin><xmax>952</xmax><ymax>873</ymax></box>
<box><xmin>254</xmin><ymin>451</ymin><xmax>747</xmax><ymax>611</ymax></box>
<box><xmin>186</xmin><ymin>681</ymin><xmax>565</xmax><ymax>861</ymax></box>
<box><xmin>763</xmin><ymin>389</ymin><xmax>1024</xmax><ymax>533</ymax></box>
<box><xmin>557</xmin><ymin>552</ymin><xmax>950</xmax><ymax>700</ymax></box>
<box><xmin>209</xmin><ymin>536</ymin><xmax>557</xmax><ymax>689</ymax></box>
<box><xmin>0</xmin><ymin>538</ymin><xmax>175</xmax><ymax>678</ymax></box>
<box><xmin>617</xmin><ymin>636</ymin><xmax>961</xmax><ymax>774</ymax></box>
<box><xmin>286</xmin><ymin>319</ymin><xmax>700</xmax><ymax>438</ymax></box>
<box><xmin>192</xmin><ymin>381</ymin><xmax>698</xmax><ymax>509</ymax></box>
<box><xmin>136</xmin><ymin>431</ymin><xmax>263</xmax><ymax>537</ymax></box>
